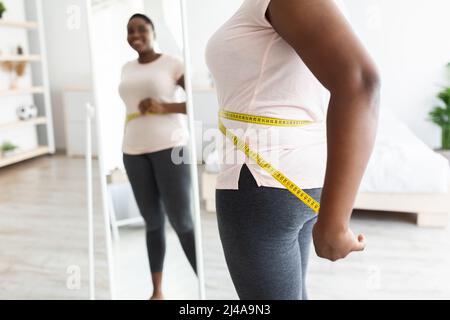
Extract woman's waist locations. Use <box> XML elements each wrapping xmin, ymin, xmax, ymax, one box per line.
<box><xmin>216</xmin><ymin>158</ymin><xmax>327</xmax><ymax>190</ymax></box>
<box><xmin>221</xmin><ymin>120</ymin><xmax>326</xmax><ymax>149</ymax></box>
<box><xmin>125</xmin><ymin>111</ymin><xmax>187</xmax><ymax>120</ymax></box>
<box><xmin>125</xmin><ymin>116</ymin><xmax>188</xmax><ymax>138</ymax></box>
<box><xmin>219</xmin><ymin>103</ymin><xmax>326</xmax><ymax>123</ymax></box>
<box><xmin>125</xmin><ymin>113</ymin><xmax>187</xmax><ymax>127</ymax></box>
<box><xmin>218</xmin><ymin>140</ymin><xmax>327</xmax><ymax>170</ymax></box>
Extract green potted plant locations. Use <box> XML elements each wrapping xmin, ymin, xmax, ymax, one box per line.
<box><xmin>0</xmin><ymin>2</ymin><xmax>6</xmax><ymax>19</ymax></box>
<box><xmin>1</xmin><ymin>141</ymin><xmax>19</xmax><ymax>157</ymax></box>
<box><xmin>429</xmin><ymin>63</ymin><xmax>450</xmax><ymax>158</ymax></box>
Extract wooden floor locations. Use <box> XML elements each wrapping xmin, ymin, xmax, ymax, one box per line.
<box><xmin>2</xmin><ymin>155</ymin><xmax>450</xmax><ymax>300</ymax></box>
<box><xmin>112</xmin><ymin>225</ymin><xmax>199</xmax><ymax>300</ymax></box>
<box><xmin>0</xmin><ymin>154</ymin><xmax>110</xmax><ymax>300</ymax></box>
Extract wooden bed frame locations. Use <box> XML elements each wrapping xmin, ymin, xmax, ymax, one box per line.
<box><xmin>354</xmin><ymin>189</ymin><xmax>450</xmax><ymax>227</ymax></box>
<box><xmin>201</xmin><ymin>171</ymin><xmax>450</xmax><ymax>228</ymax></box>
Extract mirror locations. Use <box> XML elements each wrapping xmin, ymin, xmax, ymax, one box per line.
<box><xmin>87</xmin><ymin>0</ymin><xmax>204</xmax><ymax>300</ymax></box>
<box><xmin>0</xmin><ymin>0</ymin><xmax>109</xmax><ymax>299</ymax></box>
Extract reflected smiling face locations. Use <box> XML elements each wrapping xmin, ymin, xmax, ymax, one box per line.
<box><xmin>127</xmin><ymin>17</ymin><xmax>155</xmax><ymax>54</ymax></box>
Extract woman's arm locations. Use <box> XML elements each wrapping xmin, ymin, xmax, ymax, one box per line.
<box><xmin>268</xmin><ymin>0</ymin><xmax>380</xmax><ymax>262</ymax></box>
<box><xmin>163</xmin><ymin>102</ymin><xmax>187</xmax><ymax>114</ymax></box>
<box><xmin>138</xmin><ymin>99</ymin><xmax>186</xmax><ymax>114</ymax></box>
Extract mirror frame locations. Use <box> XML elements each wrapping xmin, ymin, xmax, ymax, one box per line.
<box><xmin>84</xmin><ymin>0</ymin><xmax>206</xmax><ymax>300</ymax></box>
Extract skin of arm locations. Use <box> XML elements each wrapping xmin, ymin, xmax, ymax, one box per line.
<box><xmin>138</xmin><ymin>75</ymin><xmax>187</xmax><ymax>114</ymax></box>
<box><xmin>268</xmin><ymin>0</ymin><xmax>381</xmax><ymax>262</ymax></box>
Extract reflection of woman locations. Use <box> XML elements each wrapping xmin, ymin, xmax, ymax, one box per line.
<box><xmin>206</xmin><ymin>0</ymin><xmax>380</xmax><ymax>300</ymax></box>
<box><xmin>118</xmin><ymin>13</ymin><xmax>196</xmax><ymax>300</ymax></box>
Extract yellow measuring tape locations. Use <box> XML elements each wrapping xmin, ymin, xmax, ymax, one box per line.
<box><xmin>126</xmin><ymin>112</ymin><xmax>155</xmax><ymax>124</ymax></box>
<box><xmin>219</xmin><ymin>109</ymin><xmax>321</xmax><ymax>214</ymax></box>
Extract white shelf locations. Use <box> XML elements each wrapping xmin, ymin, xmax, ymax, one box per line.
<box><xmin>0</xmin><ymin>87</ymin><xmax>45</xmax><ymax>97</ymax></box>
<box><xmin>0</xmin><ymin>20</ymin><xmax>38</xmax><ymax>29</ymax></box>
<box><xmin>0</xmin><ymin>146</ymin><xmax>50</xmax><ymax>168</ymax></box>
<box><xmin>0</xmin><ymin>117</ymin><xmax>47</xmax><ymax>131</ymax></box>
<box><xmin>0</xmin><ymin>55</ymin><xmax>41</xmax><ymax>62</ymax></box>
<box><xmin>0</xmin><ymin>1</ymin><xmax>55</xmax><ymax>167</ymax></box>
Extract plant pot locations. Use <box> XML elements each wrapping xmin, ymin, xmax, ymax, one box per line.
<box><xmin>442</xmin><ymin>126</ymin><xmax>450</xmax><ymax>150</ymax></box>
<box><xmin>2</xmin><ymin>150</ymin><xmax>18</xmax><ymax>158</ymax></box>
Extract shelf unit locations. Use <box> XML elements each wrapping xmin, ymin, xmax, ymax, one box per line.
<box><xmin>0</xmin><ymin>145</ymin><xmax>49</xmax><ymax>168</ymax></box>
<box><xmin>0</xmin><ymin>86</ymin><xmax>45</xmax><ymax>97</ymax></box>
<box><xmin>0</xmin><ymin>20</ymin><xmax>38</xmax><ymax>29</ymax></box>
<box><xmin>0</xmin><ymin>54</ymin><xmax>41</xmax><ymax>62</ymax></box>
<box><xmin>0</xmin><ymin>0</ymin><xmax>55</xmax><ymax>169</ymax></box>
<box><xmin>0</xmin><ymin>116</ymin><xmax>47</xmax><ymax>131</ymax></box>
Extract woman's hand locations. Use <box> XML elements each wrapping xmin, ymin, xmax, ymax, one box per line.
<box><xmin>138</xmin><ymin>98</ymin><xmax>166</xmax><ymax>114</ymax></box>
<box><xmin>312</xmin><ymin>219</ymin><xmax>366</xmax><ymax>262</ymax></box>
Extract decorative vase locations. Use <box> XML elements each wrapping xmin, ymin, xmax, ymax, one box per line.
<box><xmin>9</xmin><ymin>71</ymin><xmax>19</xmax><ymax>90</ymax></box>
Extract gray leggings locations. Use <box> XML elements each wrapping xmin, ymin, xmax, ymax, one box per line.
<box><xmin>123</xmin><ymin>147</ymin><xmax>196</xmax><ymax>274</ymax></box>
<box><xmin>216</xmin><ymin>164</ymin><xmax>321</xmax><ymax>300</ymax></box>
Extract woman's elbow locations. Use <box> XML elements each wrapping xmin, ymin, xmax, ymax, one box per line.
<box><xmin>332</xmin><ymin>64</ymin><xmax>381</xmax><ymax>106</ymax></box>
<box><xmin>359</xmin><ymin>66</ymin><xmax>381</xmax><ymax>101</ymax></box>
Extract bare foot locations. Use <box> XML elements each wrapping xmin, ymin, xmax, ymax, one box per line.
<box><xmin>150</xmin><ymin>292</ymin><xmax>164</xmax><ymax>300</ymax></box>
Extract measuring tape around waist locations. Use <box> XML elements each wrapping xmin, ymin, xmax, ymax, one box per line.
<box><xmin>125</xmin><ymin>112</ymin><xmax>155</xmax><ymax>125</ymax></box>
<box><xmin>219</xmin><ymin>109</ymin><xmax>321</xmax><ymax>214</ymax></box>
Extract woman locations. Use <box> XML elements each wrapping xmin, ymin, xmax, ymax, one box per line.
<box><xmin>206</xmin><ymin>0</ymin><xmax>380</xmax><ymax>300</ymax></box>
<box><xmin>118</xmin><ymin>13</ymin><xmax>197</xmax><ymax>300</ymax></box>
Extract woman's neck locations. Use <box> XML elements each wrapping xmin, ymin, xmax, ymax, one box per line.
<box><xmin>138</xmin><ymin>49</ymin><xmax>160</xmax><ymax>64</ymax></box>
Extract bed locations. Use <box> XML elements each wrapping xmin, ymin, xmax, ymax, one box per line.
<box><xmin>201</xmin><ymin>109</ymin><xmax>450</xmax><ymax>227</ymax></box>
<box><xmin>355</xmin><ymin>110</ymin><xmax>450</xmax><ymax>227</ymax></box>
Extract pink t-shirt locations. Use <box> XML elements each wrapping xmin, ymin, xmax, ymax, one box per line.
<box><xmin>119</xmin><ymin>54</ymin><xmax>189</xmax><ymax>155</ymax></box>
<box><xmin>205</xmin><ymin>0</ymin><xmax>330</xmax><ymax>190</ymax></box>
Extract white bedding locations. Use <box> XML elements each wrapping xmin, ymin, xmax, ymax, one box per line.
<box><xmin>359</xmin><ymin>109</ymin><xmax>450</xmax><ymax>194</ymax></box>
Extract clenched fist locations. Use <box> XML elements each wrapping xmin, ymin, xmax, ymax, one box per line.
<box><xmin>312</xmin><ymin>220</ymin><xmax>366</xmax><ymax>262</ymax></box>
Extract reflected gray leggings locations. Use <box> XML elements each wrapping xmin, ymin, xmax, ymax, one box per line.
<box><xmin>216</xmin><ymin>164</ymin><xmax>321</xmax><ymax>300</ymax></box>
<box><xmin>123</xmin><ymin>147</ymin><xmax>197</xmax><ymax>274</ymax></box>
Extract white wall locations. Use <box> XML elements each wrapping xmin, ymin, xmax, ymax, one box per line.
<box><xmin>41</xmin><ymin>0</ymin><xmax>93</xmax><ymax>151</ymax></box>
<box><xmin>143</xmin><ymin>0</ymin><xmax>183</xmax><ymax>56</ymax></box>
<box><xmin>342</xmin><ymin>0</ymin><xmax>450</xmax><ymax>149</ymax></box>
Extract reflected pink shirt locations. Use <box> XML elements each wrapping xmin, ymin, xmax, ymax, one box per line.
<box><xmin>119</xmin><ymin>55</ymin><xmax>189</xmax><ymax>155</ymax></box>
<box><xmin>205</xmin><ymin>0</ymin><xmax>330</xmax><ymax>190</ymax></box>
